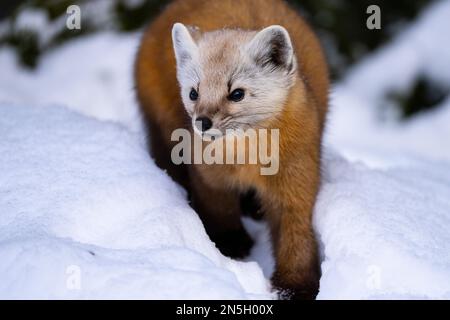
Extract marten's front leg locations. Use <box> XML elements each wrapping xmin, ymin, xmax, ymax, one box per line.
<box><xmin>264</xmin><ymin>189</ymin><xmax>321</xmax><ymax>300</ymax></box>
<box><xmin>189</xmin><ymin>167</ymin><xmax>253</xmax><ymax>258</ymax></box>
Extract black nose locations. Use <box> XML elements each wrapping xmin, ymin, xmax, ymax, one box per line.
<box><xmin>195</xmin><ymin>116</ymin><xmax>213</xmax><ymax>132</ymax></box>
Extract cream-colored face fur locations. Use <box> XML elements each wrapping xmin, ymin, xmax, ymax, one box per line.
<box><xmin>172</xmin><ymin>23</ymin><xmax>297</xmax><ymax>135</ymax></box>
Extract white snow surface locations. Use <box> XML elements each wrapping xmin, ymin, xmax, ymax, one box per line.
<box><xmin>0</xmin><ymin>1</ymin><xmax>449</xmax><ymax>299</ymax></box>
<box><xmin>0</xmin><ymin>104</ymin><xmax>271</xmax><ymax>299</ymax></box>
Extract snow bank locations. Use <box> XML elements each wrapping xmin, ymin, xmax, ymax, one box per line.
<box><xmin>315</xmin><ymin>0</ymin><xmax>450</xmax><ymax>299</ymax></box>
<box><xmin>0</xmin><ymin>32</ymin><xmax>142</xmax><ymax>132</ymax></box>
<box><xmin>0</xmin><ymin>104</ymin><xmax>271</xmax><ymax>299</ymax></box>
<box><xmin>315</xmin><ymin>152</ymin><xmax>450</xmax><ymax>299</ymax></box>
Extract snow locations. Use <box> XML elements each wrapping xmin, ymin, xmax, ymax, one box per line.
<box><xmin>327</xmin><ymin>0</ymin><xmax>450</xmax><ymax>166</ymax></box>
<box><xmin>315</xmin><ymin>152</ymin><xmax>450</xmax><ymax>299</ymax></box>
<box><xmin>0</xmin><ymin>0</ymin><xmax>449</xmax><ymax>299</ymax></box>
<box><xmin>315</xmin><ymin>0</ymin><xmax>450</xmax><ymax>299</ymax></box>
<box><xmin>8</xmin><ymin>1</ymin><xmax>117</xmax><ymax>48</ymax></box>
<box><xmin>0</xmin><ymin>103</ymin><xmax>271</xmax><ymax>299</ymax></box>
<box><xmin>0</xmin><ymin>33</ymin><xmax>143</xmax><ymax>132</ymax></box>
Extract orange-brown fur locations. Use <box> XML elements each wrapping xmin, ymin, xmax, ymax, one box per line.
<box><xmin>135</xmin><ymin>0</ymin><xmax>329</xmax><ymax>299</ymax></box>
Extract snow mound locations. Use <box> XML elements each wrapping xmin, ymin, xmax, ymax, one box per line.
<box><xmin>0</xmin><ymin>32</ymin><xmax>142</xmax><ymax>132</ymax></box>
<box><xmin>314</xmin><ymin>2</ymin><xmax>450</xmax><ymax>298</ymax></box>
<box><xmin>315</xmin><ymin>152</ymin><xmax>450</xmax><ymax>299</ymax></box>
<box><xmin>0</xmin><ymin>103</ymin><xmax>271</xmax><ymax>299</ymax></box>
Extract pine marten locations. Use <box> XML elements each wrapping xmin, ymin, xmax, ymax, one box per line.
<box><xmin>135</xmin><ymin>0</ymin><xmax>329</xmax><ymax>299</ymax></box>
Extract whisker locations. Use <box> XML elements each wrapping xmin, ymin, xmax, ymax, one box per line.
<box><xmin>220</xmin><ymin>115</ymin><xmax>233</xmax><ymax>127</ymax></box>
<box><xmin>232</xmin><ymin>110</ymin><xmax>279</xmax><ymax>117</ymax></box>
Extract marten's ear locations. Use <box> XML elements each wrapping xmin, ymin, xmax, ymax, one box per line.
<box><xmin>247</xmin><ymin>25</ymin><xmax>295</xmax><ymax>73</ymax></box>
<box><xmin>172</xmin><ymin>23</ymin><xmax>199</xmax><ymax>68</ymax></box>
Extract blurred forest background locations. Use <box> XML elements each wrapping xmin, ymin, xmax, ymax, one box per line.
<box><xmin>0</xmin><ymin>0</ymin><xmax>447</xmax><ymax>118</ymax></box>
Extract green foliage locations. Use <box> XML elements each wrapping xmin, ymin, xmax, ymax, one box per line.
<box><xmin>388</xmin><ymin>76</ymin><xmax>448</xmax><ymax>118</ymax></box>
<box><xmin>115</xmin><ymin>0</ymin><xmax>167</xmax><ymax>31</ymax></box>
<box><xmin>0</xmin><ymin>0</ymin><xmax>430</xmax><ymax>75</ymax></box>
<box><xmin>290</xmin><ymin>0</ymin><xmax>430</xmax><ymax>77</ymax></box>
<box><xmin>30</xmin><ymin>0</ymin><xmax>76</xmax><ymax>20</ymax></box>
<box><xmin>2</xmin><ymin>29</ymin><xmax>40</xmax><ymax>68</ymax></box>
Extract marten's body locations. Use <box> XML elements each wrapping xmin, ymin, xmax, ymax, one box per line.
<box><xmin>135</xmin><ymin>0</ymin><xmax>329</xmax><ymax>299</ymax></box>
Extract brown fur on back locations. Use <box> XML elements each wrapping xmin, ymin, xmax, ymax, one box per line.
<box><xmin>135</xmin><ymin>0</ymin><xmax>329</xmax><ymax>299</ymax></box>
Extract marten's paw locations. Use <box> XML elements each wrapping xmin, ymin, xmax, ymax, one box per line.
<box><xmin>212</xmin><ymin>227</ymin><xmax>254</xmax><ymax>259</ymax></box>
<box><xmin>275</xmin><ymin>286</ymin><xmax>318</xmax><ymax>300</ymax></box>
<box><xmin>272</xmin><ymin>273</ymin><xmax>319</xmax><ymax>300</ymax></box>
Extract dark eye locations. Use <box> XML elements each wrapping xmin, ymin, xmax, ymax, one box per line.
<box><xmin>189</xmin><ymin>88</ymin><xmax>198</xmax><ymax>101</ymax></box>
<box><xmin>228</xmin><ymin>88</ymin><xmax>245</xmax><ymax>102</ymax></box>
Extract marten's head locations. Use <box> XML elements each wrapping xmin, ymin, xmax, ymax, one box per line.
<box><xmin>172</xmin><ymin>23</ymin><xmax>297</xmax><ymax>136</ymax></box>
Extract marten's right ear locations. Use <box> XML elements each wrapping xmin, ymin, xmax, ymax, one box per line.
<box><xmin>172</xmin><ymin>23</ymin><xmax>199</xmax><ymax>68</ymax></box>
<box><xmin>247</xmin><ymin>25</ymin><xmax>296</xmax><ymax>73</ymax></box>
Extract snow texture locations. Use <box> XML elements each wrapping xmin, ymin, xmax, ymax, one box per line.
<box><xmin>0</xmin><ymin>104</ymin><xmax>271</xmax><ymax>299</ymax></box>
<box><xmin>316</xmin><ymin>0</ymin><xmax>450</xmax><ymax>299</ymax></box>
<box><xmin>0</xmin><ymin>0</ymin><xmax>449</xmax><ymax>299</ymax></box>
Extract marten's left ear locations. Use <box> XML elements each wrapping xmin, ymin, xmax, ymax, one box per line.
<box><xmin>172</xmin><ymin>23</ymin><xmax>199</xmax><ymax>68</ymax></box>
<box><xmin>247</xmin><ymin>25</ymin><xmax>296</xmax><ymax>73</ymax></box>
